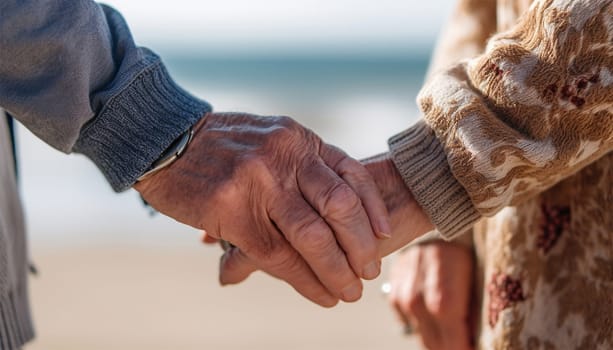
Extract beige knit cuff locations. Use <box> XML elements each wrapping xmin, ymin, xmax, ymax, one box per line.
<box><xmin>388</xmin><ymin>121</ymin><xmax>480</xmax><ymax>240</ymax></box>
<box><xmin>409</xmin><ymin>228</ymin><xmax>475</xmax><ymax>248</ymax></box>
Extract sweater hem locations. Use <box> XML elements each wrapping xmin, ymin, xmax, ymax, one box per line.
<box><xmin>0</xmin><ymin>291</ymin><xmax>35</xmax><ymax>349</ymax></box>
<box><xmin>74</xmin><ymin>62</ymin><xmax>212</xmax><ymax>192</ymax></box>
<box><xmin>388</xmin><ymin>121</ymin><xmax>480</xmax><ymax>239</ymax></box>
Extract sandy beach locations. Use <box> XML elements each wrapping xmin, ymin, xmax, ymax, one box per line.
<box><xmin>23</xmin><ymin>243</ymin><xmax>421</xmax><ymax>350</ymax></box>
<box><xmin>18</xmin><ymin>125</ymin><xmax>423</xmax><ymax>350</ymax></box>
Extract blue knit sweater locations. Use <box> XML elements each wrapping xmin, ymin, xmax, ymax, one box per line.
<box><xmin>0</xmin><ymin>2</ymin><xmax>211</xmax><ymax>348</ymax></box>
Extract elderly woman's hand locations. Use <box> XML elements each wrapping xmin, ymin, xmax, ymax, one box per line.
<box><xmin>388</xmin><ymin>241</ymin><xmax>474</xmax><ymax>350</ymax></box>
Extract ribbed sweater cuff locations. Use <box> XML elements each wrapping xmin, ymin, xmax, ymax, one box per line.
<box><xmin>388</xmin><ymin>121</ymin><xmax>480</xmax><ymax>240</ymax></box>
<box><xmin>0</xmin><ymin>291</ymin><xmax>35</xmax><ymax>349</ymax></box>
<box><xmin>74</xmin><ymin>62</ymin><xmax>212</xmax><ymax>192</ymax></box>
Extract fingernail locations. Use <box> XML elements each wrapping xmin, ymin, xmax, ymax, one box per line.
<box><xmin>362</xmin><ymin>261</ymin><xmax>381</xmax><ymax>280</ymax></box>
<box><xmin>378</xmin><ymin>219</ymin><xmax>392</xmax><ymax>239</ymax></box>
<box><xmin>319</xmin><ymin>294</ymin><xmax>339</xmax><ymax>308</ymax></box>
<box><xmin>378</xmin><ymin>230</ymin><xmax>392</xmax><ymax>239</ymax></box>
<box><xmin>219</xmin><ymin>276</ymin><xmax>228</xmax><ymax>286</ymax></box>
<box><xmin>341</xmin><ymin>282</ymin><xmax>363</xmax><ymax>302</ymax></box>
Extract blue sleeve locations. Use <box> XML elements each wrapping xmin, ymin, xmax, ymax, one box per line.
<box><xmin>0</xmin><ymin>1</ymin><xmax>212</xmax><ymax>191</ymax></box>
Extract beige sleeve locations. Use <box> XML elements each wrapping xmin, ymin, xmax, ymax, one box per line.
<box><xmin>390</xmin><ymin>0</ymin><xmax>613</xmax><ymax>239</ymax></box>
<box><xmin>426</xmin><ymin>0</ymin><xmax>498</xmax><ymax>81</ymax></box>
<box><xmin>412</xmin><ymin>0</ymin><xmax>497</xmax><ymax>245</ymax></box>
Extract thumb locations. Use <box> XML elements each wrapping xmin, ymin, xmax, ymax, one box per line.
<box><xmin>201</xmin><ymin>231</ymin><xmax>220</xmax><ymax>244</ymax></box>
<box><xmin>219</xmin><ymin>247</ymin><xmax>258</xmax><ymax>285</ymax></box>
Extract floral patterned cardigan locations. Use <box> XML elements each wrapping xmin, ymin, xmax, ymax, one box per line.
<box><xmin>387</xmin><ymin>0</ymin><xmax>612</xmax><ymax>348</ymax></box>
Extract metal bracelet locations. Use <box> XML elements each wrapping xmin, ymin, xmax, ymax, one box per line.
<box><xmin>136</xmin><ymin>127</ymin><xmax>194</xmax><ymax>182</ymax></box>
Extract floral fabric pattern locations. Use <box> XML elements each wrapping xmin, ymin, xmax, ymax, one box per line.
<box><xmin>412</xmin><ymin>0</ymin><xmax>613</xmax><ymax>348</ymax></box>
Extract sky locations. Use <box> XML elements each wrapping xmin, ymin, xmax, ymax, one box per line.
<box><xmin>102</xmin><ymin>0</ymin><xmax>456</xmax><ymax>55</ymax></box>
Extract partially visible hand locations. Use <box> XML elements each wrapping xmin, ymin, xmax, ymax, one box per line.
<box><xmin>388</xmin><ymin>242</ymin><xmax>474</xmax><ymax>350</ymax></box>
<box><xmin>362</xmin><ymin>154</ymin><xmax>474</xmax><ymax>347</ymax></box>
<box><xmin>361</xmin><ymin>154</ymin><xmax>435</xmax><ymax>257</ymax></box>
<box><xmin>135</xmin><ymin>112</ymin><xmax>390</xmax><ymax>306</ymax></box>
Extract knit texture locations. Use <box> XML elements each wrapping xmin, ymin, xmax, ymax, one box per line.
<box><xmin>0</xmin><ymin>3</ymin><xmax>212</xmax><ymax>348</ymax></box>
<box><xmin>388</xmin><ymin>121</ymin><xmax>480</xmax><ymax>239</ymax></box>
<box><xmin>73</xmin><ymin>62</ymin><xmax>211</xmax><ymax>191</ymax></box>
<box><xmin>0</xmin><ymin>292</ymin><xmax>34</xmax><ymax>349</ymax></box>
<box><xmin>391</xmin><ymin>0</ymin><xmax>613</xmax><ymax>348</ymax></box>
<box><xmin>0</xmin><ymin>114</ymin><xmax>34</xmax><ymax>350</ymax></box>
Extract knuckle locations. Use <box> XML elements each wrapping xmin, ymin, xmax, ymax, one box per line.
<box><xmin>296</xmin><ymin>217</ymin><xmax>335</xmax><ymax>253</ymax></box>
<box><xmin>266</xmin><ymin>244</ymin><xmax>302</xmax><ymax>272</ymax></box>
<box><xmin>275</xmin><ymin>115</ymin><xmax>296</xmax><ymax>128</ymax></box>
<box><xmin>269</xmin><ymin>116</ymin><xmax>298</xmax><ymax>138</ymax></box>
<box><xmin>240</xmin><ymin>230</ymin><xmax>280</xmax><ymax>263</ymax></box>
<box><xmin>321</xmin><ymin>182</ymin><xmax>361</xmax><ymax>218</ymax></box>
<box><xmin>349</xmin><ymin>165</ymin><xmax>375</xmax><ymax>187</ymax></box>
<box><xmin>335</xmin><ymin>156</ymin><xmax>362</xmax><ymax>175</ymax></box>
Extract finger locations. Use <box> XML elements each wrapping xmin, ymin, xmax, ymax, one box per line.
<box><xmin>405</xmin><ymin>294</ymin><xmax>441</xmax><ymax>350</ymax></box>
<box><xmin>322</xmin><ymin>145</ymin><xmax>391</xmax><ymax>239</ymax></box>
<box><xmin>201</xmin><ymin>231</ymin><xmax>219</xmax><ymax>244</ymax></box>
<box><xmin>221</xmin><ymin>235</ymin><xmax>340</xmax><ymax>308</ymax></box>
<box><xmin>389</xmin><ymin>280</ymin><xmax>413</xmax><ymax>327</ymax></box>
<box><xmin>426</xmin><ymin>245</ymin><xmax>474</xmax><ymax>350</ymax></box>
<box><xmin>218</xmin><ymin>246</ymin><xmax>258</xmax><ymax>285</ymax></box>
<box><xmin>423</xmin><ymin>283</ymin><xmax>470</xmax><ymax>350</ymax></box>
<box><xmin>423</xmin><ymin>247</ymin><xmax>465</xmax><ymax>320</ymax></box>
<box><xmin>391</xmin><ymin>299</ymin><xmax>412</xmax><ymax>329</ymax></box>
<box><xmin>388</xmin><ymin>249</ymin><xmax>419</xmax><ymax>326</ymax></box>
<box><xmin>296</xmin><ymin>157</ymin><xmax>380</xmax><ymax>280</ymax></box>
<box><xmin>268</xmin><ymin>193</ymin><xmax>364</xmax><ymax>302</ymax></box>
<box><xmin>392</xmin><ymin>248</ymin><xmax>441</xmax><ymax>348</ymax></box>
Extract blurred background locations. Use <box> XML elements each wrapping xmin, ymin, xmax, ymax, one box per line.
<box><xmin>18</xmin><ymin>0</ymin><xmax>455</xmax><ymax>349</ymax></box>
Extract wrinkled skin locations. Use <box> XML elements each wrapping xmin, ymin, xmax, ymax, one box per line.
<box><xmin>204</xmin><ymin>152</ymin><xmax>439</xmax><ymax>302</ymax></box>
<box><xmin>135</xmin><ymin>112</ymin><xmax>393</xmax><ymax>306</ymax></box>
<box><xmin>362</xmin><ymin>154</ymin><xmax>435</xmax><ymax>257</ymax></box>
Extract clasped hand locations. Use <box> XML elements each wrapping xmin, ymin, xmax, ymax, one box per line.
<box><xmin>136</xmin><ymin>112</ymin><xmax>404</xmax><ymax>306</ymax></box>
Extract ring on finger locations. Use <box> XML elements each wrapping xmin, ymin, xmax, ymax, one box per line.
<box><xmin>380</xmin><ymin>282</ymin><xmax>414</xmax><ymax>335</ymax></box>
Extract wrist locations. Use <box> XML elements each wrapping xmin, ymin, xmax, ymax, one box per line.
<box><xmin>362</xmin><ymin>153</ymin><xmax>409</xmax><ymax>213</ymax></box>
<box><xmin>74</xmin><ymin>62</ymin><xmax>212</xmax><ymax>192</ymax></box>
<box><xmin>362</xmin><ymin>153</ymin><xmax>435</xmax><ymax>256</ymax></box>
<box><xmin>388</xmin><ymin>121</ymin><xmax>480</xmax><ymax>239</ymax></box>
<box><xmin>136</xmin><ymin>126</ymin><xmax>194</xmax><ymax>182</ymax></box>
<box><xmin>134</xmin><ymin>114</ymin><xmax>209</xmax><ymax>193</ymax></box>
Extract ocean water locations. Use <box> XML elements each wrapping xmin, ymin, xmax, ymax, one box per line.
<box><xmin>17</xmin><ymin>52</ymin><xmax>431</xmax><ymax>246</ymax></box>
<box><xmin>164</xmin><ymin>54</ymin><xmax>430</xmax><ymax>154</ymax></box>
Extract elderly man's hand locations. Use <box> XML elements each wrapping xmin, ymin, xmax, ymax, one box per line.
<box><xmin>135</xmin><ymin>112</ymin><xmax>391</xmax><ymax>306</ymax></box>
